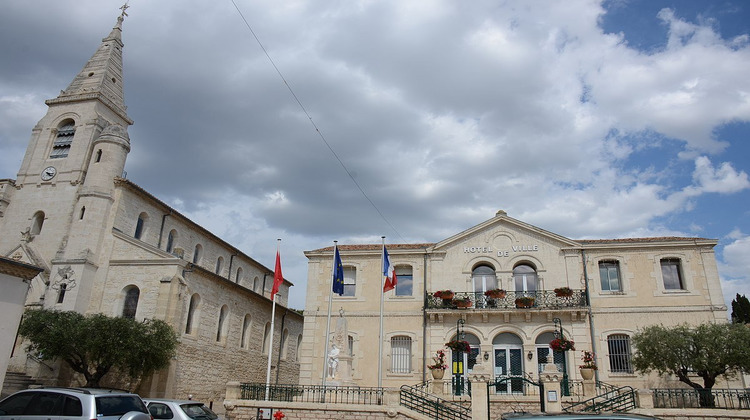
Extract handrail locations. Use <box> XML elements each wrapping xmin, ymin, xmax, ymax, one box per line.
<box><xmin>564</xmin><ymin>385</ymin><xmax>637</xmax><ymax>413</ymax></box>
<box><xmin>426</xmin><ymin>290</ymin><xmax>586</xmax><ymax>310</ymax></box>
<box><xmin>653</xmin><ymin>388</ymin><xmax>750</xmax><ymax>410</ymax></box>
<box><xmin>27</xmin><ymin>352</ymin><xmax>54</xmax><ymax>371</ymax></box>
<box><xmin>400</xmin><ymin>383</ymin><xmax>471</xmax><ymax>420</ymax></box>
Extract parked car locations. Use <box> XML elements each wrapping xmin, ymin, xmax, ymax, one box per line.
<box><xmin>501</xmin><ymin>413</ymin><xmax>663</xmax><ymax>420</ymax></box>
<box><xmin>0</xmin><ymin>387</ymin><xmax>150</xmax><ymax>420</ymax></box>
<box><xmin>144</xmin><ymin>399</ymin><xmax>220</xmax><ymax>420</ymax></box>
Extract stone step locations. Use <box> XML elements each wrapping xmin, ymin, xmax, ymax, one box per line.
<box><xmin>1</xmin><ymin>372</ymin><xmax>41</xmax><ymax>399</ymax></box>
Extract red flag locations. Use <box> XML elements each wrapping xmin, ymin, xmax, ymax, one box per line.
<box><xmin>271</xmin><ymin>250</ymin><xmax>283</xmax><ymax>299</ymax></box>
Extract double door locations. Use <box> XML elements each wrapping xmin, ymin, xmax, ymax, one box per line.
<box><xmin>493</xmin><ymin>347</ymin><xmax>524</xmax><ymax>394</ymax></box>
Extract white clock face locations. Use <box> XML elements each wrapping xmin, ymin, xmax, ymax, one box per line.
<box><xmin>41</xmin><ymin>166</ymin><xmax>57</xmax><ymax>181</ymax></box>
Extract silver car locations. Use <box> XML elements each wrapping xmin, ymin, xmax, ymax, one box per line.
<box><xmin>145</xmin><ymin>399</ymin><xmax>219</xmax><ymax>420</ymax></box>
<box><xmin>0</xmin><ymin>387</ymin><xmax>150</xmax><ymax>420</ymax></box>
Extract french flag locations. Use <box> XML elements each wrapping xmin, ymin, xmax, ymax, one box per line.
<box><xmin>383</xmin><ymin>246</ymin><xmax>397</xmax><ymax>292</ymax></box>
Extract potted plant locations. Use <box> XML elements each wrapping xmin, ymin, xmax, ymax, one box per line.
<box><xmin>515</xmin><ymin>296</ymin><xmax>535</xmax><ymax>308</ymax></box>
<box><xmin>452</xmin><ymin>297</ymin><xmax>472</xmax><ymax>308</ymax></box>
<box><xmin>484</xmin><ymin>289</ymin><xmax>507</xmax><ymax>299</ymax></box>
<box><xmin>554</xmin><ymin>287</ymin><xmax>573</xmax><ymax>297</ymax></box>
<box><xmin>433</xmin><ymin>290</ymin><xmax>455</xmax><ymax>300</ymax></box>
<box><xmin>445</xmin><ymin>339</ymin><xmax>471</xmax><ymax>353</ymax></box>
<box><xmin>427</xmin><ymin>349</ymin><xmax>447</xmax><ymax>379</ymax></box>
<box><xmin>549</xmin><ymin>337</ymin><xmax>575</xmax><ymax>352</ymax></box>
<box><xmin>579</xmin><ymin>350</ymin><xmax>597</xmax><ymax>380</ymax></box>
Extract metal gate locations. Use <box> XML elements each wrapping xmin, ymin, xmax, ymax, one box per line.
<box><xmin>489</xmin><ymin>376</ymin><xmax>544</xmax><ymax>412</ymax></box>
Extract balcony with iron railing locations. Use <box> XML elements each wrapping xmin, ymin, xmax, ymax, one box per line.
<box><xmin>425</xmin><ymin>289</ymin><xmax>587</xmax><ymax>311</ymax></box>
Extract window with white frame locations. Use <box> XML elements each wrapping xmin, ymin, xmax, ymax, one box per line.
<box><xmin>391</xmin><ymin>336</ymin><xmax>412</xmax><ymax>373</ymax></box>
<box><xmin>599</xmin><ymin>260</ymin><xmax>621</xmax><ymax>292</ymax></box>
<box><xmin>343</xmin><ymin>266</ymin><xmax>356</xmax><ymax>297</ymax></box>
<box><xmin>607</xmin><ymin>334</ymin><xmax>633</xmax><ymax>373</ymax></box>
<box><xmin>395</xmin><ymin>266</ymin><xmax>413</xmax><ymax>296</ymax></box>
<box><xmin>660</xmin><ymin>258</ymin><xmax>684</xmax><ymax>290</ymax></box>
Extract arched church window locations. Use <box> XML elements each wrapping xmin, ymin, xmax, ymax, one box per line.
<box><xmin>185</xmin><ymin>293</ymin><xmax>201</xmax><ymax>334</ymax></box>
<box><xmin>135</xmin><ymin>212</ymin><xmax>147</xmax><ymax>240</ymax></box>
<box><xmin>216</xmin><ymin>305</ymin><xmax>228</xmax><ymax>342</ymax></box>
<box><xmin>166</xmin><ymin>229</ymin><xmax>177</xmax><ymax>253</ymax></box>
<box><xmin>192</xmin><ymin>244</ymin><xmax>202</xmax><ymax>264</ymax></box>
<box><xmin>122</xmin><ymin>286</ymin><xmax>140</xmax><ymax>319</ymax></box>
<box><xmin>215</xmin><ymin>256</ymin><xmax>224</xmax><ymax>275</ymax></box>
<box><xmin>30</xmin><ymin>211</ymin><xmax>45</xmax><ymax>235</ymax></box>
<box><xmin>50</xmin><ymin>120</ymin><xmax>75</xmax><ymax>158</ymax></box>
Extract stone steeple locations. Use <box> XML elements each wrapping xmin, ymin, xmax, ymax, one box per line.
<box><xmin>44</xmin><ymin>7</ymin><xmax>133</xmax><ymax>125</ymax></box>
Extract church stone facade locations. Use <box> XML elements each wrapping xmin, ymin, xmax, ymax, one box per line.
<box><xmin>0</xmin><ymin>10</ymin><xmax>302</xmax><ymax>408</ymax></box>
<box><xmin>299</xmin><ymin>210</ymin><xmax>731</xmax><ymax>393</ymax></box>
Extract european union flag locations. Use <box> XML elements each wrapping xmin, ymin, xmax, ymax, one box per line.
<box><xmin>332</xmin><ymin>246</ymin><xmax>344</xmax><ymax>295</ymax></box>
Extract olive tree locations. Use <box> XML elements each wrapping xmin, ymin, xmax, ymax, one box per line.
<box><xmin>632</xmin><ymin>322</ymin><xmax>750</xmax><ymax>407</ymax></box>
<box><xmin>19</xmin><ymin>309</ymin><xmax>178</xmax><ymax>389</ymax></box>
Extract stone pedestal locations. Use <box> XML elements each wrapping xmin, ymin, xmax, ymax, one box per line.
<box><xmin>468</xmin><ymin>358</ymin><xmax>492</xmax><ymax>420</ymax></box>
<box><xmin>540</xmin><ymin>357</ymin><xmax>563</xmax><ymax>413</ymax></box>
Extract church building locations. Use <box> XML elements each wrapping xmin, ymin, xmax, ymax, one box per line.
<box><xmin>299</xmin><ymin>210</ymin><xmax>730</xmax><ymax>394</ymax></box>
<box><xmin>0</xmin><ymin>9</ymin><xmax>303</xmax><ymax>407</ymax></box>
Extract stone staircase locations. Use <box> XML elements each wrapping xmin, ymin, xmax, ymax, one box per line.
<box><xmin>1</xmin><ymin>372</ymin><xmax>41</xmax><ymax>398</ymax></box>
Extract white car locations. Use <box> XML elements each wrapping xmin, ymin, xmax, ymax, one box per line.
<box><xmin>144</xmin><ymin>398</ymin><xmax>220</xmax><ymax>420</ymax></box>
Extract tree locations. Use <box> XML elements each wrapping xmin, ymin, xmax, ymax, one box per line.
<box><xmin>632</xmin><ymin>323</ymin><xmax>750</xmax><ymax>407</ymax></box>
<box><xmin>19</xmin><ymin>309</ymin><xmax>178</xmax><ymax>388</ymax></box>
<box><xmin>732</xmin><ymin>294</ymin><xmax>750</xmax><ymax>324</ymax></box>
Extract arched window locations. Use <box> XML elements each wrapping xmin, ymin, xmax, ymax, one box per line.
<box><xmin>216</xmin><ymin>305</ymin><xmax>228</xmax><ymax>342</ymax></box>
<box><xmin>236</xmin><ymin>267</ymin><xmax>243</xmax><ymax>284</ymax></box>
<box><xmin>280</xmin><ymin>329</ymin><xmax>289</xmax><ymax>359</ymax></box>
<box><xmin>215</xmin><ymin>256</ymin><xmax>224</xmax><ymax>275</ymax></box>
<box><xmin>513</xmin><ymin>263</ymin><xmax>537</xmax><ymax>293</ymax></box>
<box><xmin>492</xmin><ymin>332</ymin><xmax>525</xmax><ymax>394</ymax></box>
<box><xmin>253</xmin><ymin>277</ymin><xmax>260</xmax><ymax>292</ymax></box>
<box><xmin>535</xmin><ymin>332</ymin><xmax>566</xmax><ymax>374</ymax></box>
<box><xmin>134</xmin><ymin>212</ymin><xmax>148</xmax><ymax>240</ymax></box>
<box><xmin>395</xmin><ymin>266</ymin><xmax>413</xmax><ymax>296</ymax></box>
<box><xmin>30</xmin><ymin>211</ymin><xmax>45</xmax><ymax>235</ymax></box>
<box><xmin>185</xmin><ymin>294</ymin><xmax>201</xmax><ymax>334</ymax></box>
<box><xmin>241</xmin><ymin>314</ymin><xmax>252</xmax><ymax>349</ymax></box>
<box><xmin>390</xmin><ymin>336</ymin><xmax>412</xmax><ymax>373</ymax></box>
<box><xmin>192</xmin><ymin>244</ymin><xmax>203</xmax><ymax>264</ymax></box>
<box><xmin>50</xmin><ymin>120</ymin><xmax>75</xmax><ymax>158</ymax></box>
<box><xmin>607</xmin><ymin>334</ymin><xmax>633</xmax><ymax>373</ymax></box>
<box><xmin>472</xmin><ymin>264</ymin><xmax>497</xmax><ymax>293</ymax></box>
<box><xmin>166</xmin><ymin>229</ymin><xmax>177</xmax><ymax>253</ymax></box>
<box><xmin>262</xmin><ymin>323</ymin><xmax>271</xmax><ymax>354</ymax></box>
<box><xmin>95</xmin><ymin>149</ymin><xmax>103</xmax><ymax>163</ymax></box>
<box><xmin>122</xmin><ymin>286</ymin><xmax>140</xmax><ymax>319</ymax></box>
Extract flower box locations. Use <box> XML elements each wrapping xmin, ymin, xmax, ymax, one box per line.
<box><xmin>515</xmin><ymin>296</ymin><xmax>535</xmax><ymax>308</ymax></box>
<box><xmin>554</xmin><ymin>287</ymin><xmax>573</xmax><ymax>297</ymax></box>
<box><xmin>484</xmin><ymin>289</ymin><xmax>507</xmax><ymax>299</ymax></box>
<box><xmin>433</xmin><ymin>290</ymin><xmax>455</xmax><ymax>300</ymax></box>
<box><xmin>453</xmin><ymin>297</ymin><xmax>472</xmax><ymax>308</ymax></box>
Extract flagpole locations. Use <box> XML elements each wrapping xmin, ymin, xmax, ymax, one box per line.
<box><xmin>265</xmin><ymin>239</ymin><xmax>281</xmax><ymax>400</ymax></box>
<box><xmin>322</xmin><ymin>241</ymin><xmax>337</xmax><ymax>387</ymax></box>
<box><xmin>378</xmin><ymin>236</ymin><xmax>385</xmax><ymax>389</ymax></box>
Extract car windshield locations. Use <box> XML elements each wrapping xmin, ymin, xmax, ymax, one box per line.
<box><xmin>179</xmin><ymin>403</ymin><xmax>219</xmax><ymax>420</ymax></box>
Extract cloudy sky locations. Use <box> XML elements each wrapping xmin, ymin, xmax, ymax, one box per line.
<box><xmin>1</xmin><ymin>0</ymin><xmax>749</xmax><ymax>312</ymax></box>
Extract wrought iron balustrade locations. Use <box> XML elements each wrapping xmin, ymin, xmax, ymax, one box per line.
<box><xmin>653</xmin><ymin>388</ymin><xmax>750</xmax><ymax>410</ymax></box>
<box><xmin>425</xmin><ymin>290</ymin><xmax>586</xmax><ymax>310</ymax></box>
<box><xmin>240</xmin><ymin>382</ymin><xmax>384</xmax><ymax>405</ymax></box>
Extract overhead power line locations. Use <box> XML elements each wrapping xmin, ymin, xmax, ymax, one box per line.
<box><xmin>229</xmin><ymin>0</ymin><xmax>405</xmax><ymax>243</ymax></box>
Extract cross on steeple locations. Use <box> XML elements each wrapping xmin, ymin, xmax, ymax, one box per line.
<box><xmin>119</xmin><ymin>2</ymin><xmax>129</xmax><ymax>19</ymax></box>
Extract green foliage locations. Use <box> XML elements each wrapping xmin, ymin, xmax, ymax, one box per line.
<box><xmin>19</xmin><ymin>309</ymin><xmax>178</xmax><ymax>388</ymax></box>
<box><xmin>632</xmin><ymin>323</ymin><xmax>750</xmax><ymax>395</ymax></box>
<box><xmin>732</xmin><ymin>294</ymin><xmax>750</xmax><ymax>324</ymax></box>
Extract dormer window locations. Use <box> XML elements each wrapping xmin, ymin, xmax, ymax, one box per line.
<box><xmin>50</xmin><ymin>121</ymin><xmax>75</xmax><ymax>158</ymax></box>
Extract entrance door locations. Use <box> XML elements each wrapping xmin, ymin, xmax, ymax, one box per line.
<box><xmin>493</xmin><ymin>347</ymin><xmax>524</xmax><ymax>394</ymax></box>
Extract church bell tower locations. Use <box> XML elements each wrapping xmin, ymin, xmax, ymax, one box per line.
<box><xmin>0</xmin><ymin>6</ymin><xmax>133</xmax><ymax>314</ymax></box>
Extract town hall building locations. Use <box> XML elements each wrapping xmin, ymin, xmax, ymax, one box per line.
<box><xmin>299</xmin><ymin>210</ymin><xmax>731</xmax><ymax>394</ymax></box>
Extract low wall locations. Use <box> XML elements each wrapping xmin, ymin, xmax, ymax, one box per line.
<box><xmin>223</xmin><ymin>399</ymin><xmax>430</xmax><ymax>420</ymax></box>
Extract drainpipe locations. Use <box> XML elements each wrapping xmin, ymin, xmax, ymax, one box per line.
<box><xmin>157</xmin><ymin>211</ymin><xmax>172</xmax><ymax>249</ymax></box>
<box><xmin>581</xmin><ymin>249</ymin><xmax>599</xmax><ymax>382</ymax></box>
<box><xmin>422</xmin><ymin>251</ymin><xmax>428</xmax><ymax>383</ymax></box>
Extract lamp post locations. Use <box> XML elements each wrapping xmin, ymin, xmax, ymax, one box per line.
<box><xmin>552</xmin><ymin>317</ymin><xmax>569</xmax><ymax>395</ymax></box>
<box><xmin>453</xmin><ymin>318</ymin><xmax>466</xmax><ymax>395</ymax></box>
